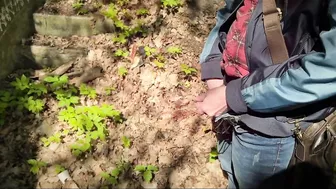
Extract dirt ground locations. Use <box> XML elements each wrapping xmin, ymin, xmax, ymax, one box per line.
<box><xmin>0</xmin><ymin>0</ymin><xmax>228</xmax><ymax>188</ymax></box>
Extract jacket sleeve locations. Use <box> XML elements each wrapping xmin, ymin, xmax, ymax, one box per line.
<box><xmin>226</xmin><ymin>0</ymin><xmax>336</xmax><ymax>114</ymax></box>
<box><xmin>199</xmin><ymin>0</ymin><xmax>242</xmax><ymax>81</ymax></box>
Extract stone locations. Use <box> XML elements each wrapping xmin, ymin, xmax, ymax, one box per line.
<box><xmin>33</xmin><ymin>13</ymin><xmax>115</xmax><ymax>37</ymax></box>
<box><xmin>19</xmin><ymin>45</ymin><xmax>88</xmax><ymax>68</ymax></box>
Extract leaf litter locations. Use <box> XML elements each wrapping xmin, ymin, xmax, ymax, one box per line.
<box><xmin>0</xmin><ymin>0</ymin><xmax>227</xmax><ymax>188</ymax></box>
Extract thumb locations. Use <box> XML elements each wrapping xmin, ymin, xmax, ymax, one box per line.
<box><xmin>194</xmin><ymin>93</ymin><xmax>206</xmax><ymax>102</ymax></box>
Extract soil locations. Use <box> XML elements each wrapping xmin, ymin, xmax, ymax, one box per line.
<box><xmin>0</xmin><ymin>0</ymin><xmax>228</xmax><ymax>188</ymax></box>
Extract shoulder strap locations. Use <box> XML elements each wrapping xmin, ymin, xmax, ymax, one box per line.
<box><xmin>263</xmin><ymin>0</ymin><xmax>289</xmax><ymax>64</ymax></box>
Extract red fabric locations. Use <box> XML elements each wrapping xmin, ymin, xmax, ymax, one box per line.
<box><xmin>221</xmin><ymin>0</ymin><xmax>258</xmax><ymax>78</ymax></box>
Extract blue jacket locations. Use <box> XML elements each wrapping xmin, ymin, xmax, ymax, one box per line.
<box><xmin>200</xmin><ymin>0</ymin><xmax>336</xmax><ymax>137</ymax></box>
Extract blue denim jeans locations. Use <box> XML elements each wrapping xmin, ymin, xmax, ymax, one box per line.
<box><xmin>217</xmin><ymin>124</ymin><xmax>295</xmax><ymax>189</ymax></box>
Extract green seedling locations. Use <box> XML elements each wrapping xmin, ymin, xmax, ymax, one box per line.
<box><xmin>28</xmin><ymin>83</ymin><xmax>48</xmax><ymax>96</ymax></box>
<box><xmin>24</xmin><ymin>97</ymin><xmax>45</xmax><ymax>114</ymax></box>
<box><xmin>80</xmin><ymin>84</ymin><xmax>97</xmax><ymax>99</ymax></box>
<box><xmin>41</xmin><ymin>132</ymin><xmax>62</xmax><ymax>147</ymax></box>
<box><xmin>112</xmin><ymin>34</ymin><xmax>128</xmax><ymax>44</ymax></box>
<box><xmin>167</xmin><ymin>46</ymin><xmax>182</xmax><ymax>55</ymax></box>
<box><xmin>209</xmin><ymin>147</ymin><xmax>219</xmax><ymax>163</ymax></box>
<box><xmin>72</xmin><ymin>1</ymin><xmax>84</xmax><ymax>10</ymax></box>
<box><xmin>180</xmin><ymin>64</ymin><xmax>197</xmax><ymax>76</ymax></box>
<box><xmin>101</xmin><ymin>167</ymin><xmax>121</xmax><ymax>185</ymax></box>
<box><xmin>62</xmin><ymin>129</ymin><xmax>70</xmax><ymax>136</ymax></box>
<box><xmin>58</xmin><ymin>96</ymin><xmax>80</xmax><ymax>107</ymax></box>
<box><xmin>121</xmin><ymin>136</ymin><xmax>131</xmax><ymax>148</ymax></box>
<box><xmin>114</xmin><ymin>49</ymin><xmax>129</xmax><ymax>58</ymax></box>
<box><xmin>11</xmin><ymin>75</ymin><xmax>30</xmax><ymax>91</ymax></box>
<box><xmin>134</xmin><ymin>165</ymin><xmax>159</xmax><ymax>183</ymax></box>
<box><xmin>44</xmin><ymin>75</ymin><xmax>69</xmax><ymax>89</ymax></box>
<box><xmin>118</xmin><ymin>67</ymin><xmax>128</xmax><ymax>77</ymax></box>
<box><xmin>71</xmin><ymin>137</ymin><xmax>91</xmax><ymax>156</ymax></box>
<box><xmin>144</xmin><ymin>46</ymin><xmax>156</xmax><ymax>57</ymax></box>
<box><xmin>27</xmin><ymin>159</ymin><xmax>47</xmax><ymax>174</ymax></box>
<box><xmin>55</xmin><ymin>165</ymin><xmax>66</xmax><ymax>174</ymax></box>
<box><xmin>161</xmin><ymin>0</ymin><xmax>183</xmax><ymax>8</ymax></box>
<box><xmin>136</xmin><ymin>8</ymin><xmax>149</xmax><ymax>16</ymax></box>
<box><xmin>102</xmin><ymin>3</ymin><xmax>118</xmax><ymax>20</ymax></box>
<box><xmin>153</xmin><ymin>60</ymin><xmax>165</xmax><ymax>69</ymax></box>
<box><xmin>114</xmin><ymin>19</ymin><xmax>129</xmax><ymax>30</ymax></box>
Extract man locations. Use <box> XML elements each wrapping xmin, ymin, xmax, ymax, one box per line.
<box><xmin>196</xmin><ymin>0</ymin><xmax>336</xmax><ymax>188</ymax></box>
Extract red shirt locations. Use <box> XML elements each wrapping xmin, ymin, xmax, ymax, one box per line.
<box><xmin>221</xmin><ymin>0</ymin><xmax>258</xmax><ymax>78</ymax></box>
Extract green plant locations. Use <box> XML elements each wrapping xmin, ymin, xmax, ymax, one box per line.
<box><xmin>57</xmin><ymin>96</ymin><xmax>80</xmax><ymax>107</ymax></box>
<box><xmin>209</xmin><ymin>147</ymin><xmax>219</xmax><ymax>163</ymax></box>
<box><xmin>118</xmin><ymin>67</ymin><xmax>128</xmax><ymax>77</ymax></box>
<box><xmin>161</xmin><ymin>0</ymin><xmax>183</xmax><ymax>8</ymax></box>
<box><xmin>44</xmin><ymin>75</ymin><xmax>69</xmax><ymax>90</ymax></box>
<box><xmin>27</xmin><ymin>159</ymin><xmax>47</xmax><ymax>174</ymax></box>
<box><xmin>136</xmin><ymin>8</ymin><xmax>149</xmax><ymax>16</ymax></box>
<box><xmin>55</xmin><ymin>165</ymin><xmax>66</xmax><ymax>174</ymax></box>
<box><xmin>101</xmin><ymin>167</ymin><xmax>121</xmax><ymax>185</ymax></box>
<box><xmin>71</xmin><ymin>136</ymin><xmax>92</xmax><ymax>156</ymax></box>
<box><xmin>153</xmin><ymin>60</ymin><xmax>165</xmax><ymax>69</ymax></box>
<box><xmin>72</xmin><ymin>1</ymin><xmax>84</xmax><ymax>10</ymax></box>
<box><xmin>167</xmin><ymin>46</ymin><xmax>182</xmax><ymax>55</ymax></box>
<box><xmin>180</xmin><ymin>64</ymin><xmax>197</xmax><ymax>76</ymax></box>
<box><xmin>101</xmin><ymin>161</ymin><xmax>130</xmax><ymax>185</ymax></box>
<box><xmin>41</xmin><ymin>132</ymin><xmax>62</xmax><ymax>147</ymax></box>
<box><xmin>102</xmin><ymin>4</ymin><xmax>118</xmax><ymax>20</ymax></box>
<box><xmin>112</xmin><ymin>34</ymin><xmax>128</xmax><ymax>44</ymax></box>
<box><xmin>114</xmin><ymin>49</ymin><xmax>129</xmax><ymax>58</ymax></box>
<box><xmin>11</xmin><ymin>75</ymin><xmax>30</xmax><ymax>91</ymax></box>
<box><xmin>121</xmin><ymin>136</ymin><xmax>131</xmax><ymax>148</ymax></box>
<box><xmin>59</xmin><ymin>105</ymin><xmax>122</xmax><ymax>156</ymax></box>
<box><xmin>79</xmin><ymin>84</ymin><xmax>97</xmax><ymax>99</ymax></box>
<box><xmin>24</xmin><ymin>97</ymin><xmax>45</xmax><ymax>114</ymax></box>
<box><xmin>134</xmin><ymin>165</ymin><xmax>159</xmax><ymax>183</ymax></box>
<box><xmin>28</xmin><ymin>83</ymin><xmax>48</xmax><ymax>96</ymax></box>
<box><xmin>144</xmin><ymin>46</ymin><xmax>156</xmax><ymax>57</ymax></box>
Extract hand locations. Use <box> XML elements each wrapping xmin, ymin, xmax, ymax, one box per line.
<box><xmin>206</xmin><ymin>79</ymin><xmax>224</xmax><ymax>89</ymax></box>
<box><xmin>195</xmin><ymin>85</ymin><xmax>228</xmax><ymax>117</ymax></box>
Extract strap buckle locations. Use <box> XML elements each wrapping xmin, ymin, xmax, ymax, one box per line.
<box><xmin>288</xmin><ymin>118</ymin><xmax>305</xmax><ymax>139</ymax></box>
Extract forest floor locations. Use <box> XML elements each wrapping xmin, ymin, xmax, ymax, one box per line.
<box><xmin>0</xmin><ymin>0</ymin><xmax>227</xmax><ymax>188</ymax></box>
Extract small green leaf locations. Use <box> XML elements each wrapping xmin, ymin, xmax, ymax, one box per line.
<box><xmin>118</xmin><ymin>67</ymin><xmax>128</xmax><ymax>77</ymax></box>
<box><xmin>147</xmin><ymin>165</ymin><xmax>159</xmax><ymax>172</ymax></box>
<box><xmin>55</xmin><ymin>165</ymin><xmax>66</xmax><ymax>174</ymax></box>
<box><xmin>27</xmin><ymin>159</ymin><xmax>37</xmax><ymax>165</ymax></box>
<box><xmin>107</xmin><ymin>176</ymin><xmax>118</xmax><ymax>185</ymax></box>
<box><xmin>143</xmin><ymin>170</ymin><xmax>153</xmax><ymax>183</ymax></box>
<box><xmin>153</xmin><ymin>60</ymin><xmax>165</xmax><ymax>68</ymax></box>
<box><xmin>134</xmin><ymin>165</ymin><xmax>146</xmax><ymax>172</ymax></box>
<box><xmin>121</xmin><ymin>136</ymin><xmax>131</xmax><ymax>148</ymax></box>
<box><xmin>167</xmin><ymin>46</ymin><xmax>182</xmax><ymax>54</ymax></box>
<box><xmin>144</xmin><ymin>46</ymin><xmax>156</xmax><ymax>57</ymax></box>
<box><xmin>30</xmin><ymin>166</ymin><xmax>39</xmax><ymax>174</ymax></box>
<box><xmin>111</xmin><ymin>168</ymin><xmax>120</xmax><ymax>177</ymax></box>
<box><xmin>101</xmin><ymin>172</ymin><xmax>111</xmax><ymax>179</ymax></box>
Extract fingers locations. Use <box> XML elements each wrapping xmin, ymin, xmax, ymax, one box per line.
<box><xmin>194</xmin><ymin>93</ymin><xmax>206</xmax><ymax>102</ymax></box>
